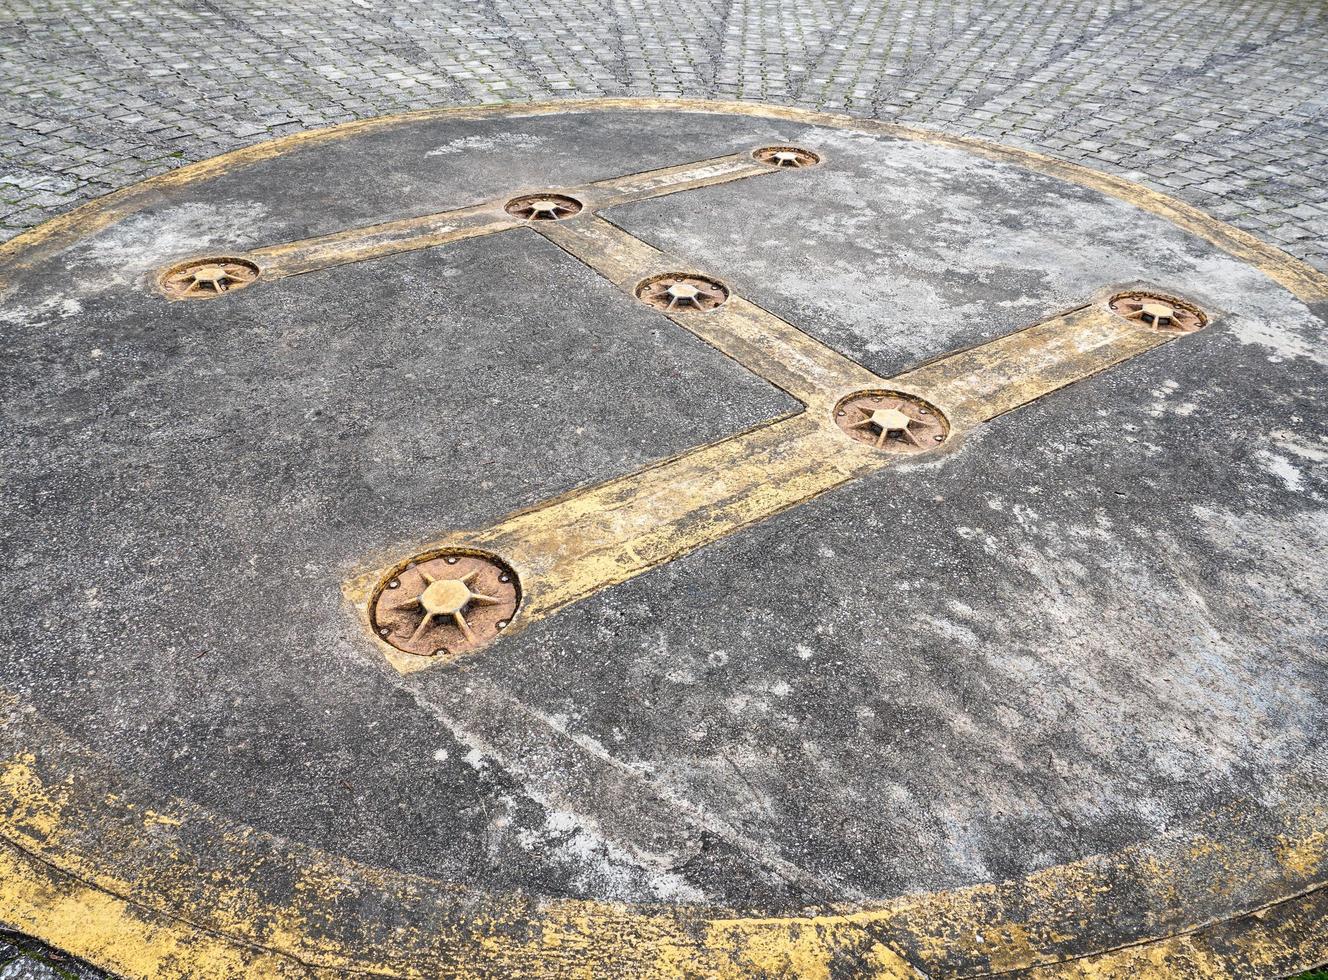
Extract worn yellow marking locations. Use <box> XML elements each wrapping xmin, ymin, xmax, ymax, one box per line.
<box><xmin>4</xmin><ymin>99</ymin><xmax>1325</xmax><ymax>305</ymax></box>
<box><xmin>1013</xmin><ymin>887</ymin><xmax>1328</xmax><ymax>978</ymax></box>
<box><xmin>0</xmin><ymin>842</ymin><xmax>299</xmax><ymax>978</ymax></box>
<box><xmin>250</xmin><ymin>204</ymin><xmax>519</xmax><ymax>278</ymax></box>
<box><xmin>4</xmin><ymin>742</ymin><xmax>1325</xmax><ymax>979</ymax></box>
<box><xmin>589</xmin><ymin>151</ymin><xmax>772</xmax><ymax>203</ymax></box>
<box><xmin>345</xmin><ymin>294</ymin><xmax>1187</xmax><ymax>675</ymax></box>
<box><xmin>894</xmin><ymin>303</ymin><xmax>1172</xmax><ymax>426</ymax></box>
<box><xmin>241</xmin><ymin>152</ymin><xmax>778</xmax><ymax>280</ymax></box>
<box><xmin>243</xmin><ymin>162</ymin><xmax>1210</xmax><ymax>671</ymax></box>
<box><xmin>535</xmin><ymin>215</ymin><xmax>882</xmax><ymax>404</ymax></box>
<box><xmin>4</xmin><ymin>101</ymin><xmax>1328</xmax><ymax>980</ymax></box>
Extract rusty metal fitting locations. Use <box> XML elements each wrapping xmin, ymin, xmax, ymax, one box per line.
<box><xmin>751</xmin><ymin>145</ymin><xmax>821</xmax><ymax>169</ymax></box>
<box><xmin>371</xmin><ymin>551</ymin><xmax>520</xmax><ymax>659</ymax></box>
<box><xmin>1108</xmin><ymin>292</ymin><xmax>1207</xmax><ymax>333</ymax></box>
<box><xmin>635</xmin><ymin>273</ymin><xmax>730</xmax><ymax>312</ymax></box>
<box><xmin>158</xmin><ymin>257</ymin><xmax>260</xmax><ymax>300</ymax></box>
<box><xmin>504</xmin><ymin>194</ymin><xmax>583</xmax><ymax>221</ymax></box>
<box><xmin>835</xmin><ymin>390</ymin><xmax>949</xmax><ymax>453</ymax></box>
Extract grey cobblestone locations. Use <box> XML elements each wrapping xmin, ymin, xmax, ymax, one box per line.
<box><xmin>0</xmin><ymin>0</ymin><xmax>1325</xmax><ymax>269</ymax></box>
<box><xmin>0</xmin><ymin>932</ymin><xmax>105</xmax><ymax>980</ymax></box>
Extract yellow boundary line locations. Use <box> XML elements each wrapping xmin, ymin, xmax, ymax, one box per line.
<box><xmin>3</xmin><ymin>98</ymin><xmax>1325</xmax><ymax>303</ymax></box>
<box><xmin>2</xmin><ymin>99</ymin><xmax>1327</xmax><ymax>978</ymax></box>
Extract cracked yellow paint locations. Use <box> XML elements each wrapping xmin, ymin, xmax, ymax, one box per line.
<box><xmin>283</xmin><ymin>173</ymin><xmax>1194</xmax><ymax>673</ymax></box>
<box><xmin>231</xmin><ymin>151</ymin><xmax>780</xmax><ymax>282</ymax></box>
<box><xmin>346</xmin><ymin>292</ymin><xmax>1182</xmax><ymax>674</ymax></box>
<box><xmin>4</xmin><ymin>99</ymin><xmax>1326</xmax><ymax>303</ymax></box>
<box><xmin>1</xmin><ymin>741</ymin><xmax>1327</xmax><ymax>977</ymax></box>
<box><xmin>3</xmin><ymin>100</ymin><xmax>1328</xmax><ymax>980</ymax></box>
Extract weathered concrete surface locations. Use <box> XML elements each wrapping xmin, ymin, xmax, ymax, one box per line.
<box><xmin>1</xmin><ymin>104</ymin><xmax>1326</xmax><ymax>976</ymax></box>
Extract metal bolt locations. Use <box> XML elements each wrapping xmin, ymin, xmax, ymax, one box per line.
<box><xmin>446</xmin><ymin>556</ymin><xmax>459</xmax><ymax>564</ymax></box>
<box><xmin>837</xmin><ymin>410</ymin><xmax>845</xmax><ymax>417</ymax></box>
<box><xmin>387</xmin><ymin>579</ymin><xmax>400</xmax><ymax>589</ymax></box>
<box><xmin>497</xmin><ymin>620</ymin><xmax>509</xmax><ymax>630</ymax></box>
<box><xmin>933</xmin><ymin>434</ymin><xmax>945</xmax><ymax>442</ymax></box>
<box><xmin>499</xmin><ymin>574</ymin><xmax>511</xmax><ymax>583</ymax></box>
<box><xmin>378</xmin><ymin>627</ymin><xmax>390</xmax><ymax>637</ymax></box>
<box><xmin>432</xmin><ymin>648</ymin><xmax>446</xmax><ymax>657</ymax></box>
<box><xmin>919</xmin><ymin>408</ymin><xmax>930</xmax><ymax>415</ymax></box>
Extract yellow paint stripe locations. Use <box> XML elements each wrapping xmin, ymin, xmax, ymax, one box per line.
<box><xmin>535</xmin><ymin>215</ymin><xmax>883</xmax><ymax>403</ymax></box>
<box><xmin>4</xmin><ymin>99</ymin><xmax>1326</xmax><ymax>306</ymax></box>
<box><xmin>589</xmin><ymin>152</ymin><xmax>774</xmax><ymax>203</ymax></box>
<box><xmin>0</xmin><ymin>842</ymin><xmax>306</xmax><ymax>978</ymax></box>
<box><xmin>478</xmin><ymin>416</ymin><xmax>861</xmax><ymax>615</ymax></box>
<box><xmin>241</xmin><ymin>152</ymin><xmax>777</xmax><ymax>280</ymax></box>
<box><xmin>1015</xmin><ymin>886</ymin><xmax>1328</xmax><ymax>979</ymax></box>
<box><xmin>895</xmin><ymin>303</ymin><xmax>1172</xmax><ymax>427</ymax></box>
<box><xmin>250</xmin><ymin>205</ymin><xmax>520</xmax><ymax>278</ymax></box>
<box><xmin>348</xmin><ymin>300</ymin><xmax>1186</xmax><ymax>675</ymax></box>
<box><xmin>0</xmin><ymin>745</ymin><xmax>923</xmax><ymax>979</ymax></box>
<box><xmin>2</xmin><ymin>741</ymin><xmax>1324</xmax><ymax>979</ymax></box>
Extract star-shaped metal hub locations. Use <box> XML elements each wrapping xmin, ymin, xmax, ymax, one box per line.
<box><xmin>504</xmin><ymin>194</ymin><xmax>583</xmax><ymax>221</ymax></box>
<box><xmin>372</xmin><ymin>552</ymin><xmax>520</xmax><ymax>658</ymax></box>
<box><xmin>752</xmin><ymin>145</ymin><xmax>821</xmax><ymax>169</ymax></box>
<box><xmin>1108</xmin><ymin>292</ymin><xmax>1207</xmax><ymax>333</ymax></box>
<box><xmin>835</xmin><ymin>391</ymin><xmax>949</xmax><ymax>453</ymax></box>
<box><xmin>635</xmin><ymin>273</ymin><xmax>730</xmax><ymax>312</ymax></box>
<box><xmin>160</xmin><ymin>257</ymin><xmax>260</xmax><ymax>300</ymax></box>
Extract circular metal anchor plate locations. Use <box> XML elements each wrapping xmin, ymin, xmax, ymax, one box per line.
<box><xmin>635</xmin><ymin>272</ymin><xmax>730</xmax><ymax>312</ymax></box>
<box><xmin>158</xmin><ymin>256</ymin><xmax>260</xmax><ymax>300</ymax></box>
<box><xmin>752</xmin><ymin>145</ymin><xmax>821</xmax><ymax>168</ymax></box>
<box><xmin>504</xmin><ymin>193</ymin><xmax>584</xmax><ymax>220</ymax></box>
<box><xmin>835</xmin><ymin>390</ymin><xmax>950</xmax><ymax>452</ymax></box>
<box><xmin>1108</xmin><ymin>291</ymin><xmax>1208</xmax><ymax>333</ymax></box>
<box><xmin>372</xmin><ymin>551</ymin><xmax>520</xmax><ymax>658</ymax></box>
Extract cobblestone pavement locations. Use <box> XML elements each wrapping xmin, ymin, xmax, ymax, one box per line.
<box><xmin>1</xmin><ymin>0</ymin><xmax>1327</xmax><ymax>270</ymax></box>
<box><xmin>1</xmin><ymin>1</ymin><xmax>1327</xmax><ymax>977</ymax></box>
<box><xmin>0</xmin><ymin>932</ymin><xmax>101</xmax><ymax>980</ymax></box>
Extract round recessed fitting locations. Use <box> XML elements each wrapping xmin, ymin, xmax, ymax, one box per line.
<box><xmin>752</xmin><ymin>145</ymin><xmax>821</xmax><ymax>169</ymax></box>
<box><xmin>371</xmin><ymin>550</ymin><xmax>520</xmax><ymax>658</ymax></box>
<box><xmin>835</xmin><ymin>390</ymin><xmax>949</xmax><ymax>453</ymax></box>
<box><xmin>1108</xmin><ymin>292</ymin><xmax>1207</xmax><ymax>333</ymax></box>
<box><xmin>504</xmin><ymin>193</ymin><xmax>583</xmax><ymax>221</ymax></box>
<box><xmin>158</xmin><ymin>257</ymin><xmax>260</xmax><ymax>300</ymax></box>
<box><xmin>635</xmin><ymin>273</ymin><xmax>730</xmax><ymax>312</ymax></box>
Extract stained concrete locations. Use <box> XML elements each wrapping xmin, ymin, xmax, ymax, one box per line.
<box><xmin>1</xmin><ymin>107</ymin><xmax>1325</xmax><ymax>926</ymax></box>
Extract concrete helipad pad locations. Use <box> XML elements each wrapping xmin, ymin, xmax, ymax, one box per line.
<box><xmin>2</xmin><ymin>100</ymin><xmax>1327</xmax><ymax>978</ymax></box>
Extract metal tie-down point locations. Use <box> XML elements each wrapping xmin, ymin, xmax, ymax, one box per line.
<box><xmin>190</xmin><ymin>264</ymin><xmax>233</xmax><ymax>290</ymax></box>
<box><xmin>854</xmin><ymin>405</ymin><xmax>922</xmax><ymax>447</ymax></box>
<box><xmin>504</xmin><ymin>193</ymin><xmax>584</xmax><ymax>221</ymax></box>
<box><xmin>158</xmin><ymin>256</ymin><xmax>261</xmax><ymax>300</ymax></box>
<box><xmin>402</xmin><ymin>567</ymin><xmax>502</xmax><ymax>644</ymax></box>
<box><xmin>665</xmin><ymin>282</ymin><xmax>705</xmax><ymax>308</ymax></box>
<box><xmin>752</xmin><ymin>145</ymin><xmax>822</xmax><ymax>169</ymax></box>
<box><xmin>835</xmin><ymin>390</ymin><xmax>950</xmax><ymax>452</ymax></box>
<box><xmin>1108</xmin><ymin>291</ymin><xmax>1208</xmax><ymax>333</ymax></box>
<box><xmin>635</xmin><ymin>272</ymin><xmax>731</xmax><ymax>312</ymax></box>
<box><xmin>528</xmin><ymin>199</ymin><xmax>565</xmax><ymax>219</ymax></box>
